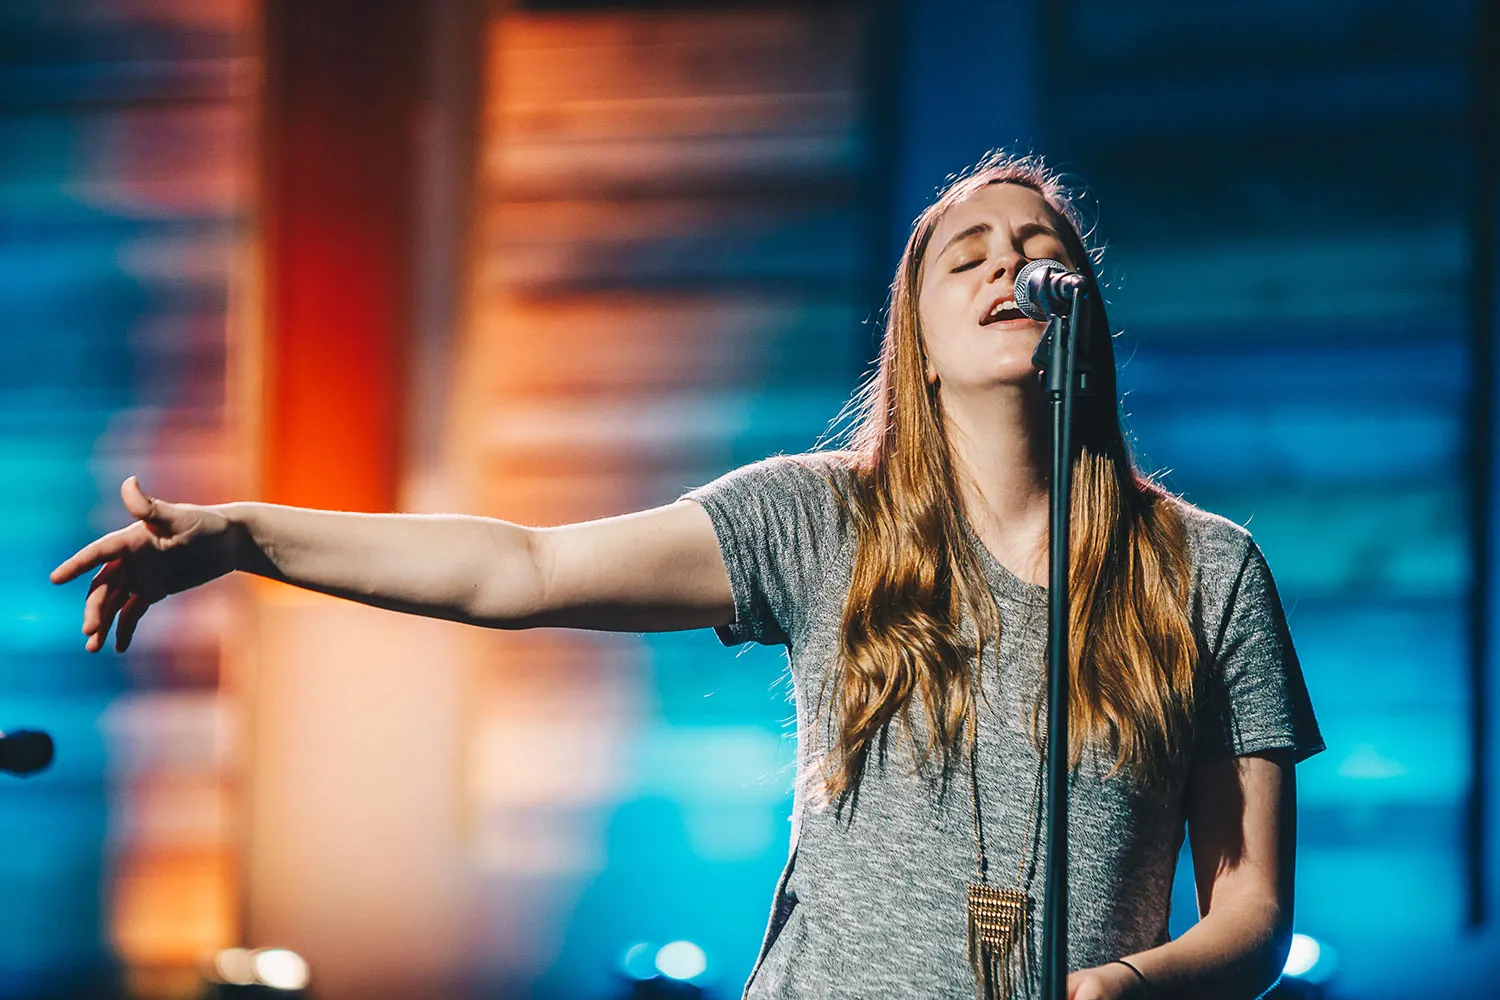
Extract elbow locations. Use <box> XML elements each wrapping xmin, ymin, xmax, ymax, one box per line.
<box><xmin>1259</xmin><ymin>924</ymin><xmax>1293</xmax><ymax>996</ymax></box>
<box><xmin>1247</xmin><ymin>901</ymin><xmax>1294</xmax><ymax>999</ymax></box>
<box><xmin>1201</xmin><ymin>892</ymin><xmax>1290</xmax><ymax>1000</ymax></box>
<box><xmin>470</xmin><ymin>522</ymin><xmax>548</xmax><ymax>629</ymax></box>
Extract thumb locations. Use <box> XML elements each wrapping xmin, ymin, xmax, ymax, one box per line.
<box><xmin>121</xmin><ymin>476</ymin><xmax>174</xmax><ymax>536</ymax></box>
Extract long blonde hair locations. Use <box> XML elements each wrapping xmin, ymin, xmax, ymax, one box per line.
<box><xmin>811</xmin><ymin>151</ymin><xmax>1199</xmax><ymax>806</ymax></box>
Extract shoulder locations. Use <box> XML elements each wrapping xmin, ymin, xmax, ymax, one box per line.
<box><xmin>1155</xmin><ymin>491</ymin><xmax>1294</xmax><ymax>653</ymax></box>
<box><xmin>1156</xmin><ymin>489</ymin><xmax>1256</xmax><ymax>579</ymax></box>
<box><xmin>1153</xmin><ymin>490</ymin><xmax>1271</xmax><ymax>633</ymax></box>
<box><xmin>758</xmin><ymin>448</ymin><xmax>861</xmax><ymax>484</ymax></box>
<box><xmin>679</xmin><ymin>450</ymin><xmax>861</xmax><ymax>557</ymax></box>
<box><xmin>687</xmin><ymin>449</ymin><xmax>860</xmax><ymax>506</ymax></box>
<box><xmin>1159</xmin><ymin>495</ymin><xmax>1325</xmax><ymax>764</ymax></box>
<box><xmin>679</xmin><ymin>451</ymin><xmax>861</xmax><ymax>647</ymax></box>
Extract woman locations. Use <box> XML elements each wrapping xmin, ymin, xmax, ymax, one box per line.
<box><xmin>51</xmin><ymin>151</ymin><xmax>1323</xmax><ymax>1000</ymax></box>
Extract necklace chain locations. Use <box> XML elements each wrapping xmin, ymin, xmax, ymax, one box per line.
<box><xmin>968</xmin><ymin>613</ymin><xmax>1048</xmax><ymax>889</ymax></box>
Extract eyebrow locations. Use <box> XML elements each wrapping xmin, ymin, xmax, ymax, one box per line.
<box><xmin>934</xmin><ymin>220</ymin><xmax>1065</xmax><ymax>260</ymax></box>
<box><xmin>936</xmin><ymin>223</ymin><xmax>990</xmax><ymax>259</ymax></box>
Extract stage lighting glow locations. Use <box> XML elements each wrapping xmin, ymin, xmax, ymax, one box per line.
<box><xmin>213</xmin><ymin>948</ymin><xmax>256</xmax><ymax>986</ymax></box>
<box><xmin>621</xmin><ymin>942</ymin><xmax>657</xmax><ymax>980</ymax></box>
<box><xmin>1284</xmin><ymin>934</ymin><xmax>1319</xmax><ymax>976</ymax></box>
<box><xmin>655</xmin><ymin>940</ymin><xmax>707</xmax><ymax>981</ymax></box>
<box><xmin>252</xmin><ymin>948</ymin><xmax>310</xmax><ymax>991</ymax></box>
<box><xmin>1283</xmin><ymin>933</ymin><xmax>1337</xmax><ymax>983</ymax></box>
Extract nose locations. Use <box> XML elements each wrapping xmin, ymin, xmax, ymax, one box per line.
<box><xmin>987</xmin><ymin>249</ymin><xmax>1025</xmax><ymax>284</ymax></box>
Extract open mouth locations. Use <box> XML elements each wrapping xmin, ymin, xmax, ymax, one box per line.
<box><xmin>980</xmin><ymin>298</ymin><xmax>1027</xmax><ymax>325</ymax></box>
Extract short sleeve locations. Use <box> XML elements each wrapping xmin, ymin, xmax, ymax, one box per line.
<box><xmin>679</xmin><ymin>454</ymin><xmax>848</xmax><ymax>648</ymax></box>
<box><xmin>1197</xmin><ymin>538</ymin><xmax>1326</xmax><ymax>764</ymax></box>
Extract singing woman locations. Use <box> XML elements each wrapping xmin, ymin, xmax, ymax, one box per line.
<box><xmin>51</xmin><ymin>151</ymin><xmax>1323</xmax><ymax>1000</ymax></box>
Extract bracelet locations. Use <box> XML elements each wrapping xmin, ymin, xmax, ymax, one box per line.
<box><xmin>1110</xmin><ymin>958</ymin><xmax>1151</xmax><ymax>996</ymax></box>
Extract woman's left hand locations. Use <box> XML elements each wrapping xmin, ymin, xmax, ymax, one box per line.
<box><xmin>1066</xmin><ymin>961</ymin><xmax>1147</xmax><ymax>1000</ymax></box>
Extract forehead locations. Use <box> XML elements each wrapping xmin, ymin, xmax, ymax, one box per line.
<box><xmin>925</xmin><ymin>182</ymin><xmax>1059</xmax><ymax>259</ymax></box>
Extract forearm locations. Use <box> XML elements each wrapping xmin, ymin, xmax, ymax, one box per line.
<box><xmin>219</xmin><ymin>501</ymin><xmax>539</xmax><ymax>627</ymax></box>
<box><xmin>1119</xmin><ymin>896</ymin><xmax>1288</xmax><ymax>1000</ymax></box>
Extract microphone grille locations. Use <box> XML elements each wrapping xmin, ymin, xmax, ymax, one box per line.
<box><xmin>1013</xmin><ymin>258</ymin><xmax>1069</xmax><ymax>322</ymax></box>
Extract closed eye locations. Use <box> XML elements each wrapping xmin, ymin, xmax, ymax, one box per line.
<box><xmin>950</xmin><ymin>259</ymin><xmax>984</xmax><ymax>273</ymax></box>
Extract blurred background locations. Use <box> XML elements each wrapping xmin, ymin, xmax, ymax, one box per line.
<box><xmin>3</xmin><ymin>0</ymin><xmax>1495</xmax><ymax>997</ymax></box>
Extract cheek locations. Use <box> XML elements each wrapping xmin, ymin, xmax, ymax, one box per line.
<box><xmin>917</xmin><ymin>279</ymin><xmax>972</xmax><ymax>349</ymax></box>
<box><xmin>927</xmin><ymin>317</ymin><xmax>989</xmax><ymax>377</ymax></box>
<box><xmin>916</xmin><ymin>299</ymin><xmax>957</xmax><ymax>370</ymax></box>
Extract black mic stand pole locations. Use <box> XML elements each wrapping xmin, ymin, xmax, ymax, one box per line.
<box><xmin>1037</xmin><ymin>284</ymin><xmax>1090</xmax><ymax>1000</ymax></box>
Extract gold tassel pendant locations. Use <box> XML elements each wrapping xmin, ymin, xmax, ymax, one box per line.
<box><xmin>966</xmin><ymin>882</ymin><xmax>1032</xmax><ymax>1000</ymax></box>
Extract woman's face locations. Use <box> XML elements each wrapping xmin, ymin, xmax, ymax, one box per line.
<box><xmin>916</xmin><ymin>182</ymin><xmax>1076</xmax><ymax>393</ymax></box>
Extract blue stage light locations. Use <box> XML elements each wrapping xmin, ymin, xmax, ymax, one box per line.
<box><xmin>1283</xmin><ymin>933</ymin><xmax>1337</xmax><ymax>984</ymax></box>
<box><xmin>620</xmin><ymin>942</ymin><xmax>658</xmax><ymax>980</ymax></box>
<box><xmin>654</xmin><ymin>940</ymin><xmax>707</xmax><ymax>981</ymax></box>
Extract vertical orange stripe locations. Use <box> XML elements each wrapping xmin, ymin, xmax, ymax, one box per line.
<box><xmin>260</xmin><ymin>0</ymin><xmax>421</xmax><ymax>512</ymax></box>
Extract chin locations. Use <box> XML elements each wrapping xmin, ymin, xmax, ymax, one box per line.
<box><xmin>983</xmin><ymin>348</ymin><xmax>1044</xmax><ymax>384</ymax></box>
<box><xmin>949</xmin><ymin>364</ymin><xmax>1041</xmax><ymax>392</ymax></box>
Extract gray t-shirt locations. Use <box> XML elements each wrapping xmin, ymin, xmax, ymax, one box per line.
<box><xmin>682</xmin><ymin>452</ymin><xmax>1325</xmax><ymax>1000</ymax></box>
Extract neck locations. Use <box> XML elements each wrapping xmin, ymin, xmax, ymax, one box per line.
<box><xmin>937</xmin><ymin>379</ymin><xmax>1052</xmax><ymax>581</ymax></box>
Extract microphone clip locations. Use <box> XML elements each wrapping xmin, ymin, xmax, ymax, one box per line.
<box><xmin>1031</xmin><ymin>315</ymin><xmax>1099</xmax><ymax>399</ymax></box>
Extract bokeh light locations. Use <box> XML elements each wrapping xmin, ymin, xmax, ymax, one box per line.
<box><xmin>619</xmin><ymin>942</ymin><xmax>657</xmax><ymax>981</ymax></box>
<box><xmin>1283</xmin><ymin>933</ymin><xmax>1338</xmax><ymax>984</ymax></box>
<box><xmin>654</xmin><ymin>941</ymin><xmax>707</xmax><ymax>981</ymax></box>
<box><xmin>251</xmin><ymin>949</ymin><xmax>309</xmax><ymax>992</ymax></box>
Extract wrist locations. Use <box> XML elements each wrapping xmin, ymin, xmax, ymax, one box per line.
<box><xmin>1108</xmin><ymin>958</ymin><xmax>1152</xmax><ymax>998</ymax></box>
<box><xmin>214</xmin><ymin>502</ymin><xmax>266</xmax><ymax>576</ymax></box>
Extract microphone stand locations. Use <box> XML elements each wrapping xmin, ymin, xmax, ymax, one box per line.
<box><xmin>1035</xmin><ymin>285</ymin><xmax>1092</xmax><ymax>1000</ymax></box>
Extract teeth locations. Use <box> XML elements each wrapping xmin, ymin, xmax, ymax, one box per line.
<box><xmin>985</xmin><ymin>300</ymin><xmax>1019</xmax><ymax>322</ymax></box>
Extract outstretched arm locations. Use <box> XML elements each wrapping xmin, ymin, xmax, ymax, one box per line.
<box><xmin>51</xmin><ymin>476</ymin><xmax>735</xmax><ymax>652</ymax></box>
<box><xmin>227</xmin><ymin>497</ymin><xmax>735</xmax><ymax>633</ymax></box>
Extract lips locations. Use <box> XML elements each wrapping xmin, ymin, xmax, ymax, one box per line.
<box><xmin>980</xmin><ymin>295</ymin><xmax>1027</xmax><ymax>326</ymax></box>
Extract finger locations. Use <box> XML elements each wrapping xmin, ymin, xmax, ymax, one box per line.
<box><xmin>87</xmin><ymin>587</ymin><xmax>127</xmax><ymax>656</ymax></box>
<box><xmin>93</xmin><ymin>584</ymin><xmax>132</xmax><ymax>654</ymax></box>
<box><xmin>83</xmin><ymin>568</ymin><xmax>121</xmax><ymax>636</ymax></box>
<box><xmin>53</xmin><ymin>541</ymin><xmax>107</xmax><ymax>585</ymax></box>
<box><xmin>51</xmin><ymin>524</ymin><xmax>137</xmax><ymax>585</ymax></box>
<box><xmin>115</xmin><ymin>593</ymin><xmax>148</xmax><ymax>652</ymax></box>
<box><xmin>82</xmin><ymin>561</ymin><xmax>122</xmax><ymax>634</ymax></box>
<box><xmin>121</xmin><ymin>476</ymin><xmax>176</xmax><ymax>538</ymax></box>
<box><xmin>85</xmin><ymin>583</ymin><xmax>127</xmax><ymax>653</ymax></box>
<box><xmin>85</xmin><ymin>585</ymin><xmax>121</xmax><ymax>652</ymax></box>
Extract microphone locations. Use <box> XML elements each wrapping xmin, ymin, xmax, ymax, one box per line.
<box><xmin>0</xmin><ymin>730</ymin><xmax>55</xmax><ymax>776</ymax></box>
<box><xmin>1014</xmin><ymin>258</ymin><xmax>1087</xmax><ymax>320</ymax></box>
